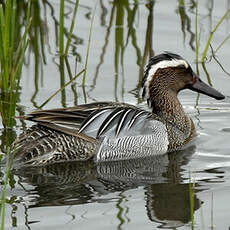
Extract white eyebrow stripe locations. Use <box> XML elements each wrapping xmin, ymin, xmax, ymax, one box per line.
<box><xmin>144</xmin><ymin>59</ymin><xmax>188</xmax><ymax>99</ymax></box>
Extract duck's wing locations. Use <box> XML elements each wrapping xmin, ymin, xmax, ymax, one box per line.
<box><xmin>19</xmin><ymin>102</ymin><xmax>136</xmax><ymax>138</ymax></box>
<box><xmin>12</xmin><ymin>102</ymin><xmax>136</xmax><ymax>166</ymax></box>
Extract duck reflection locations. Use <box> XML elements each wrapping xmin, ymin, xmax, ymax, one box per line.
<box><xmin>14</xmin><ymin>145</ymin><xmax>201</xmax><ymax>228</ymax></box>
<box><xmin>145</xmin><ymin>182</ymin><xmax>200</xmax><ymax>229</ymax></box>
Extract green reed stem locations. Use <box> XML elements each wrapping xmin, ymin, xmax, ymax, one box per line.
<box><xmin>214</xmin><ymin>33</ymin><xmax>230</xmax><ymax>54</ymax></box>
<box><xmin>195</xmin><ymin>1</ymin><xmax>199</xmax><ymax>76</ymax></box>
<box><xmin>201</xmin><ymin>8</ymin><xmax>230</xmax><ymax>62</ymax></box>
<box><xmin>211</xmin><ymin>49</ymin><xmax>230</xmax><ymax>77</ymax></box>
<box><xmin>82</xmin><ymin>2</ymin><xmax>97</xmax><ymax>86</ymax></box>
<box><xmin>189</xmin><ymin>172</ymin><xmax>194</xmax><ymax>230</ymax></box>
<box><xmin>12</xmin><ymin>40</ymin><xmax>30</xmax><ymax>92</ymax></box>
<box><xmin>65</xmin><ymin>0</ymin><xmax>79</xmax><ymax>56</ymax></box>
<box><xmin>1</xmin><ymin>174</ymin><xmax>8</xmax><ymax>230</ymax></box>
<box><xmin>14</xmin><ymin>17</ymin><xmax>32</xmax><ymax>75</ymax></box>
<box><xmin>59</xmin><ymin>0</ymin><xmax>64</xmax><ymax>54</ymax></box>
<box><xmin>0</xmin><ymin>148</ymin><xmax>12</xmax><ymax>230</ymax></box>
<box><xmin>201</xmin><ymin>62</ymin><xmax>212</xmax><ymax>86</ymax></box>
<box><xmin>0</xmin><ymin>5</ymin><xmax>6</xmax><ymax>89</ymax></box>
<box><xmin>4</xmin><ymin>1</ymin><xmax>10</xmax><ymax>74</ymax></box>
<box><xmin>0</xmin><ymin>0</ymin><xmax>31</xmax><ymax>128</ymax></box>
<box><xmin>10</xmin><ymin>0</ymin><xmax>16</xmax><ymax>54</ymax></box>
<box><xmin>39</xmin><ymin>69</ymin><xmax>85</xmax><ymax>108</ymax></box>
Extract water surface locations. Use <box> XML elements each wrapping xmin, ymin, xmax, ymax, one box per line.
<box><xmin>1</xmin><ymin>0</ymin><xmax>230</xmax><ymax>229</ymax></box>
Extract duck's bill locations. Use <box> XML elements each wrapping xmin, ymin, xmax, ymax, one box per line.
<box><xmin>188</xmin><ymin>78</ymin><xmax>225</xmax><ymax>100</ymax></box>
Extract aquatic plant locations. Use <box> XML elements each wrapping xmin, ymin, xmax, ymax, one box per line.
<box><xmin>39</xmin><ymin>68</ymin><xmax>85</xmax><ymax>108</ymax></box>
<box><xmin>59</xmin><ymin>0</ymin><xmax>79</xmax><ymax>56</ymax></box>
<box><xmin>0</xmin><ymin>147</ymin><xmax>15</xmax><ymax>230</ymax></box>
<box><xmin>0</xmin><ymin>0</ymin><xmax>31</xmax><ymax>128</ymax></box>
<box><xmin>82</xmin><ymin>2</ymin><xmax>97</xmax><ymax>88</ymax></box>
<box><xmin>201</xmin><ymin>8</ymin><xmax>230</xmax><ymax>63</ymax></box>
<box><xmin>195</xmin><ymin>1</ymin><xmax>230</xmax><ymax>86</ymax></box>
<box><xmin>189</xmin><ymin>173</ymin><xmax>195</xmax><ymax>230</ymax></box>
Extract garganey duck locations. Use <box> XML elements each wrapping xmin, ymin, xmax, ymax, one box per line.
<box><xmin>11</xmin><ymin>52</ymin><xmax>225</xmax><ymax>166</ymax></box>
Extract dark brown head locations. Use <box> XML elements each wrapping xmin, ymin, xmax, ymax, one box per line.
<box><xmin>142</xmin><ymin>52</ymin><xmax>225</xmax><ymax>105</ymax></box>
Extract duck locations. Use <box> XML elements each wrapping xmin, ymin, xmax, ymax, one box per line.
<box><xmin>11</xmin><ymin>52</ymin><xmax>225</xmax><ymax>167</ymax></box>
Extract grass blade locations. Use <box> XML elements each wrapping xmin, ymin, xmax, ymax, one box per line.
<box><xmin>189</xmin><ymin>172</ymin><xmax>195</xmax><ymax>230</ymax></box>
<box><xmin>59</xmin><ymin>0</ymin><xmax>64</xmax><ymax>54</ymax></box>
<box><xmin>82</xmin><ymin>2</ymin><xmax>97</xmax><ymax>86</ymax></box>
<box><xmin>0</xmin><ymin>0</ymin><xmax>31</xmax><ymax>128</ymax></box>
<box><xmin>201</xmin><ymin>8</ymin><xmax>230</xmax><ymax>62</ymax></box>
<box><xmin>65</xmin><ymin>0</ymin><xmax>79</xmax><ymax>56</ymax></box>
<box><xmin>4</xmin><ymin>0</ymin><xmax>11</xmax><ymax>59</ymax></box>
<box><xmin>0</xmin><ymin>147</ymin><xmax>14</xmax><ymax>230</ymax></box>
<box><xmin>39</xmin><ymin>69</ymin><xmax>85</xmax><ymax>108</ymax></box>
<box><xmin>8</xmin><ymin>1</ymin><xmax>15</xmax><ymax>72</ymax></box>
<box><xmin>195</xmin><ymin>0</ymin><xmax>199</xmax><ymax>75</ymax></box>
<box><xmin>0</xmin><ymin>5</ymin><xmax>6</xmax><ymax>89</ymax></box>
<box><xmin>214</xmin><ymin>33</ymin><xmax>230</xmax><ymax>54</ymax></box>
<box><xmin>10</xmin><ymin>40</ymin><xmax>29</xmax><ymax>94</ymax></box>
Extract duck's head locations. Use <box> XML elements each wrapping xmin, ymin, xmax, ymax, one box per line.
<box><xmin>142</xmin><ymin>52</ymin><xmax>225</xmax><ymax>106</ymax></box>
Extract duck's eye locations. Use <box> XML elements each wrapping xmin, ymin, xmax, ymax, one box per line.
<box><xmin>191</xmin><ymin>73</ymin><xmax>198</xmax><ymax>85</ymax></box>
<box><xmin>177</xmin><ymin>64</ymin><xmax>186</xmax><ymax>69</ymax></box>
<box><xmin>187</xmin><ymin>66</ymin><xmax>194</xmax><ymax>74</ymax></box>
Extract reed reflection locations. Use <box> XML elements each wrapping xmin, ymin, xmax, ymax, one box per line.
<box><xmin>91</xmin><ymin>0</ymin><xmax>155</xmax><ymax>100</ymax></box>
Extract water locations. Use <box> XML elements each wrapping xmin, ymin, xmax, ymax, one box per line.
<box><xmin>1</xmin><ymin>0</ymin><xmax>230</xmax><ymax>229</ymax></box>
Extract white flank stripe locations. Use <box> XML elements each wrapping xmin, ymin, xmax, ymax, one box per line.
<box><xmin>97</xmin><ymin>109</ymin><xmax>124</xmax><ymax>136</ymax></box>
<box><xmin>79</xmin><ymin>109</ymin><xmax>108</xmax><ymax>133</ymax></box>
<box><xmin>128</xmin><ymin>110</ymin><xmax>146</xmax><ymax>129</ymax></box>
<box><xmin>115</xmin><ymin>109</ymin><xmax>132</xmax><ymax>137</ymax></box>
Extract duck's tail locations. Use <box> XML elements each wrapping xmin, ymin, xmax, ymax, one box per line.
<box><xmin>11</xmin><ymin>125</ymin><xmax>97</xmax><ymax>167</ymax></box>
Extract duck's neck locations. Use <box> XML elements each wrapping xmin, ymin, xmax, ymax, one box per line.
<box><xmin>148</xmin><ymin>89</ymin><xmax>189</xmax><ymax>132</ymax></box>
<box><xmin>146</xmin><ymin>75</ymin><xmax>195</xmax><ymax>149</ymax></box>
<box><xmin>149</xmin><ymin>88</ymin><xmax>183</xmax><ymax>114</ymax></box>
